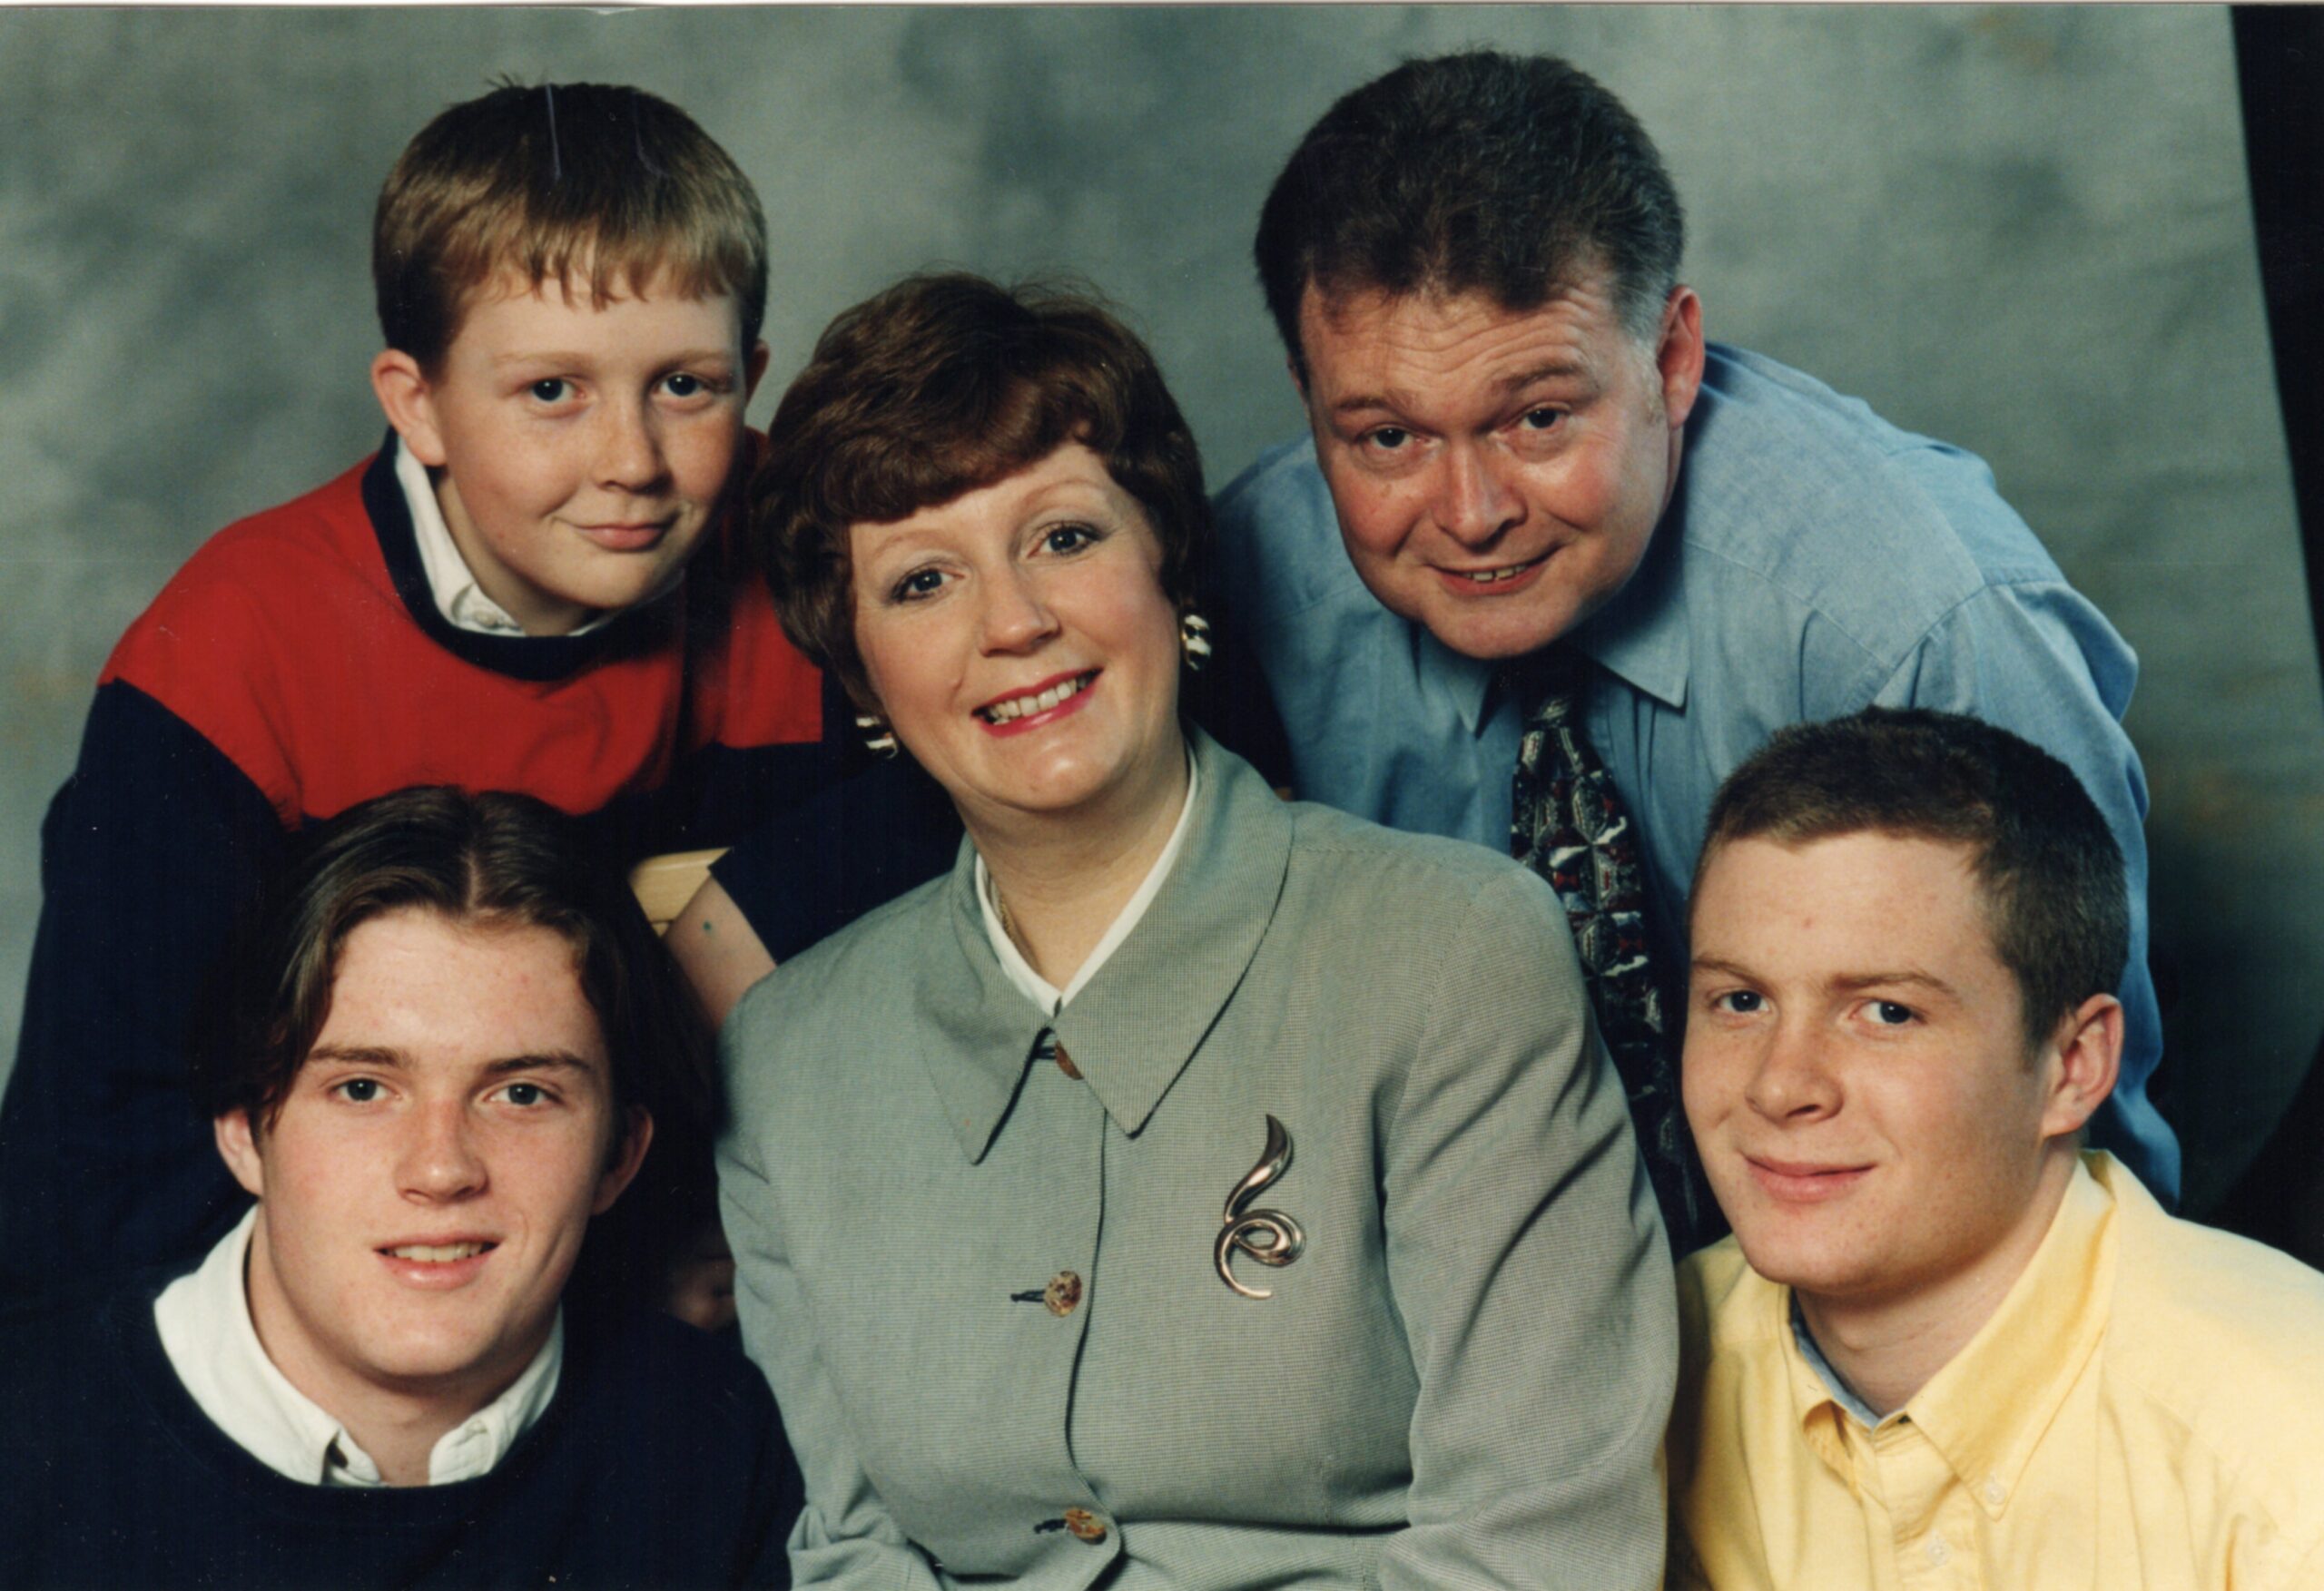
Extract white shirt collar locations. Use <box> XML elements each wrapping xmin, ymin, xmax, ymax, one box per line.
<box><xmin>392</xmin><ymin>434</ymin><xmax>667</xmax><ymax>639</ymax></box>
<box><xmin>975</xmin><ymin>748</ymin><xmax>1199</xmax><ymax>1015</ymax></box>
<box><xmin>154</xmin><ymin>1207</ymin><xmax>563</xmax><ymax>1488</ymax></box>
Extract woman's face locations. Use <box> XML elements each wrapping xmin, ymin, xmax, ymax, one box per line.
<box><xmin>850</xmin><ymin>442</ymin><xmax>1184</xmax><ymax>832</ymax></box>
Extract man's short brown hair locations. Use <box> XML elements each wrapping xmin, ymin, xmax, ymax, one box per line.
<box><xmin>1696</xmin><ymin>708</ymin><xmax>2130</xmax><ymax>1049</ymax></box>
<box><xmin>1255</xmin><ymin>51</ymin><xmax>1685</xmax><ymax>379</ymax></box>
<box><xmin>374</xmin><ymin>80</ymin><xmax>767</xmax><ymax>370</ymax></box>
<box><xmin>753</xmin><ymin>271</ymin><xmax>1210</xmax><ymax>710</ymax></box>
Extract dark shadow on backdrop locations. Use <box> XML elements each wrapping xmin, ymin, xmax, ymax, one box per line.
<box><xmin>2213</xmin><ymin>7</ymin><xmax>2324</xmax><ymax>1264</ymax></box>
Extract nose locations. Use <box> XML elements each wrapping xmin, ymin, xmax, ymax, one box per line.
<box><xmin>399</xmin><ymin>1101</ymin><xmax>487</xmax><ymax>1203</ymax></box>
<box><xmin>593</xmin><ymin>395</ymin><xmax>668</xmax><ymax>493</ymax></box>
<box><xmin>1433</xmin><ymin>444</ymin><xmax>1524</xmax><ymax>548</ymax></box>
<box><xmin>978</xmin><ymin>563</ymin><xmax>1059</xmax><ymax>654</ymax></box>
<box><xmin>1742</xmin><ymin>1020</ymin><xmax>1842</xmax><ymax>1124</ymax></box>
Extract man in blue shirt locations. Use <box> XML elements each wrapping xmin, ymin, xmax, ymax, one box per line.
<box><xmin>1216</xmin><ymin>49</ymin><xmax>2175</xmax><ymax>1235</ymax></box>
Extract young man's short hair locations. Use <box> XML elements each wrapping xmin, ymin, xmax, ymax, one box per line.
<box><xmin>1698</xmin><ymin>707</ymin><xmax>2130</xmax><ymax>1048</ymax></box>
<box><xmin>191</xmin><ymin>785</ymin><xmax>711</xmax><ymax>1154</ymax></box>
<box><xmin>374</xmin><ymin>80</ymin><xmax>768</xmax><ymax>371</ymax></box>
<box><xmin>1253</xmin><ymin>49</ymin><xmax>1686</xmax><ymax>376</ymax></box>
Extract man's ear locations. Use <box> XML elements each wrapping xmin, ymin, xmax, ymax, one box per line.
<box><xmin>214</xmin><ymin>1111</ymin><xmax>268</xmax><ymax>1200</ymax></box>
<box><xmin>743</xmin><ymin>339</ymin><xmax>772</xmax><ymax>405</ymax></box>
<box><xmin>1653</xmin><ymin>286</ymin><xmax>1707</xmax><ymax>432</ymax></box>
<box><xmin>1285</xmin><ymin>353</ymin><xmax>1309</xmax><ymax>407</ymax></box>
<box><xmin>592</xmin><ymin>1106</ymin><xmax>655</xmax><ymax>1216</ymax></box>
<box><xmin>369</xmin><ymin>349</ymin><xmax>450</xmax><ymax>467</ymax></box>
<box><xmin>2038</xmin><ymin>992</ymin><xmax>2123</xmax><ymax>1141</ymax></box>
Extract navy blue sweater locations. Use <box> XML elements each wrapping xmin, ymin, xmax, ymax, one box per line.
<box><xmin>0</xmin><ymin>1276</ymin><xmax>797</xmax><ymax>1588</ymax></box>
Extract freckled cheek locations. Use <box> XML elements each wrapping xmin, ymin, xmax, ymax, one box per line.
<box><xmin>1529</xmin><ymin>453</ymin><xmax>1629</xmax><ymax>535</ymax></box>
<box><xmin>869</xmin><ymin>640</ymin><xmax>970</xmax><ymax>737</ymax></box>
<box><xmin>1678</xmin><ymin>1051</ymin><xmax>1725</xmax><ymax>1131</ymax></box>
<box><xmin>667</xmin><ymin>421</ymin><xmax>743</xmax><ymax>500</ymax></box>
<box><xmin>1324</xmin><ymin>474</ymin><xmax>1423</xmax><ymax>558</ymax></box>
<box><xmin>505</xmin><ymin>1128</ymin><xmax>613</xmax><ymax>1197</ymax></box>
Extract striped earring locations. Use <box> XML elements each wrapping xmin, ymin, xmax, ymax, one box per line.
<box><xmin>1179</xmin><ymin>612</ymin><xmax>1213</xmax><ymax>672</ymax></box>
<box><xmin>855</xmin><ymin>713</ymin><xmax>900</xmax><ymax>759</ymax></box>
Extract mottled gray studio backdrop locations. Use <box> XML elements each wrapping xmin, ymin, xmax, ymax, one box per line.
<box><xmin>2</xmin><ymin>6</ymin><xmax>2319</xmax><ymax>1213</ymax></box>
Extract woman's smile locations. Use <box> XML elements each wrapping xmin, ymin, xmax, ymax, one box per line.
<box><xmin>976</xmin><ymin>668</ymin><xmax>1100</xmax><ymax>733</ymax></box>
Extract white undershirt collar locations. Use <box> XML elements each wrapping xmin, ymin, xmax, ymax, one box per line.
<box><xmin>392</xmin><ymin>434</ymin><xmax>673</xmax><ymax>638</ymax></box>
<box><xmin>154</xmin><ymin>1206</ymin><xmax>562</xmax><ymax>1487</ymax></box>
<box><xmin>976</xmin><ymin>748</ymin><xmax>1199</xmax><ymax>1015</ymax></box>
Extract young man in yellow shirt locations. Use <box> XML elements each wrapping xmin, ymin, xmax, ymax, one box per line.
<box><xmin>1669</xmin><ymin>707</ymin><xmax>2324</xmax><ymax>1589</ymax></box>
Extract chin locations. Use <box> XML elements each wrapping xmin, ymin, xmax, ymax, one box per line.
<box><xmin>364</xmin><ymin>1324</ymin><xmax>526</xmax><ymax>1390</ymax></box>
<box><xmin>567</xmin><ymin>562</ymin><xmax>684</xmax><ymax>614</ymax></box>
<box><xmin>984</xmin><ymin>764</ymin><xmax>1131</xmax><ymax>820</ymax></box>
<box><xmin>1728</xmin><ymin>1219</ymin><xmax>1878</xmax><ymax>1298</ymax></box>
<box><xmin>1423</xmin><ymin>604</ymin><xmax>1574</xmax><ymax>663</ymax></box>
<box><xmin>1362</xmin><ymin>576</ymin><xmax>1576</xmax><ymax>663</ymax></box>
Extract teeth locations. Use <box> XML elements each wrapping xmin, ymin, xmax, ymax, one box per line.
<box><xmin>386</xmin><ymin>1242</ymin><xmax>488</xmax><ymax>1262</ymax></box>
<box><xmin>1462</xmin><ymin>562</ymin><xmax>1535</xmax><ymax>584</ymax></box>
<box><xmin>984</xmin><ymin>673</ymin><xmax>1090</xmax><ymax>723</ymax></box>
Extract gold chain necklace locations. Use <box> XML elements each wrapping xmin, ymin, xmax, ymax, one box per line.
<box><xmin>992</xmin><ymin>887</ymin><xmax>1039</xmax><ymax>965</ymax></box>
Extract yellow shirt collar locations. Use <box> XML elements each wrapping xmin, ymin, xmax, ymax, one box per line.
<box><xmin>1778</xmin><ymin>1152</ymin><xmax>2120</xmax><ymax>1517</ymax></box>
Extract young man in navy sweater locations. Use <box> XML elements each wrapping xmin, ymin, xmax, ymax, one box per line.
<box><xmin>0</xmin><ymin>787</ymin><xmax>796</xmax><ymax>1587</ymax></box>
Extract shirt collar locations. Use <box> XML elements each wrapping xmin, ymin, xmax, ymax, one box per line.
<box><xmin>1787</xmin><ymin>1292</ymin><xmax>1885</xmax><ymax>1429</ymax></box>
<box><xmin>154</xmin><ymin>1206</ymin><xmax>564</xmax><ymax>1487</ymax></box>
<box><xmin>392</xmin><ymin>433</ymin><xmax>673</xmax><ymax>640</ymax></box>
<box><xmin>1413</xmin><ymin>624</ymin><xmax>1506</xmax><ymax>738</ymax></box>
<box><xmin>1566</xmin><ymin>473</ymin><xmax>1691</xmax><ymax>712</ymax></box>
<box><xmin>1778</xmin><ymin>1153</ymin><xmax>2119</xmax><ymax>1518</ymax></box>
<box><xmin>975</xmin><ymin>750</ymin><xmax>1200</xmax><ymax>1013</ymax></box>
<box><xmin>916</xmin><ymin>729</ymin><xmax>1292</xmax><ymax>1159</ymax></box>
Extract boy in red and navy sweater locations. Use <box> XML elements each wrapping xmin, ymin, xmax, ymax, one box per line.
<box><xmin>1</xmin><ymin>83</ymin><xmax>841</xmax><ymax>1300</ymax></box>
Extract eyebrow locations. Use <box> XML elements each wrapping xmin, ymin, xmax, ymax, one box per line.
<box><xmin>1327</xmin><ymin>360</ymin><xmax>1599</xmax><ymax>419</ymax></box>
<box><xmin>488</xmin><ymin>348</ymin><xmax>736</xmax><ymax>369</ymax></box>
<box><xmin>1687</xmin><ymin>958</ymin><xmax>1962</xmax><ymax>1002</ymax></box>
<box><xmin>305</xmin><ymin>1045</ymin><xmax>404</xmax><ymax>1068</ymax></box>
<box><xmin>1830</xmin><ymin>970</ymin><xmax>1961</xmax><ymax>1001</ymax></box>
<box><xmin>482</xmin><ymin>1051</ymin><xmax>599</xmax><ymax>1077</ymax></box>
<box><xmin>1491</xmin><ymin>360</ymin><xmax>1598</xmax><ymax>396</ymax></box>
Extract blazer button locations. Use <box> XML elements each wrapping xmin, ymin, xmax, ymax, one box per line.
<box><xmin>1053</xmin><ymin>1043</ymin><xmax>1083</xmax><ymax>1080</ymax></box>
<box><xmin>1044</xmin><ymin>1271</ymin><xmax>1083</xmax><ymax>1315</ymax></box>
<box><xmin>1062</xmin><ymin>1508</ymin><xmax>1108</xmax><ymax>1543</ymax></box>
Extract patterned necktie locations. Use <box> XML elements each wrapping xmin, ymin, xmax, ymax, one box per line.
<box><xmin>1508</xmin><ymin>648</ymin><xmax>1708</xmax><ymax>1252</ymax></box>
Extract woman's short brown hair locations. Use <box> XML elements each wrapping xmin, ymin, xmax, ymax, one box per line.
<box><xmin>754</xmin><ymin>272</ymin><xmax>1210</xmax><ymax>709</ymax></box>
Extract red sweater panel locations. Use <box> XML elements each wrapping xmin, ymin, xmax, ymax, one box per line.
<box><xmin>99</xmin><ymin>454</ymin><xmax>822</xmax><ymax>829</ymax></box>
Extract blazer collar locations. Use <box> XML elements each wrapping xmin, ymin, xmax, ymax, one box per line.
<box><xmin>913</xmin><ymin>730</ymin><xmax>1292</xmax><ymax>1161</ymax></box>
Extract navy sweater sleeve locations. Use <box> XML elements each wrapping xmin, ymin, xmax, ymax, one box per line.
<box><xmin>712</xmin><ymin>754</ymin><xmax>965</xmax><ymax>966</ymax></box>
<box><xmin>0</xmin><ymin>683</ymin><xmax>281</xmax><ymax>1301</ymax></box>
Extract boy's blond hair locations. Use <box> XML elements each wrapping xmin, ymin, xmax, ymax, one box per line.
<box><xmin>374</xmin><ymin>80</ymin><xmax>767</xmax><ymax>370</ymax></box>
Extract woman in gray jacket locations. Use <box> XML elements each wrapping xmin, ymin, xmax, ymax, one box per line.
<box><xmin>717</xmin><ymin>271</ymin><xmax>1675</xmax><ymax>1589</ymax></box>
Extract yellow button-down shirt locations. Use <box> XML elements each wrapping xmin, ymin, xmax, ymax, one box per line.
<box><xmin>1669</xmin><ymin>1153</ymin><xmax>2324</xmax><ymax>1589</ymax></box>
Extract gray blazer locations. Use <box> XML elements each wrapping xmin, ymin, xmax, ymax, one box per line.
<box><xmin>720</xmin><ymin>732</ymin><xmax>1675</xmax><ymax>1589</ymax></box>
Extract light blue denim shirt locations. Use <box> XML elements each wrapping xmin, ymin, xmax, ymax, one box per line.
<box><xmin>1214</xmin><ymin>343</ymin><xmax>2176</xmax><ymax>1202</ymax></box>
